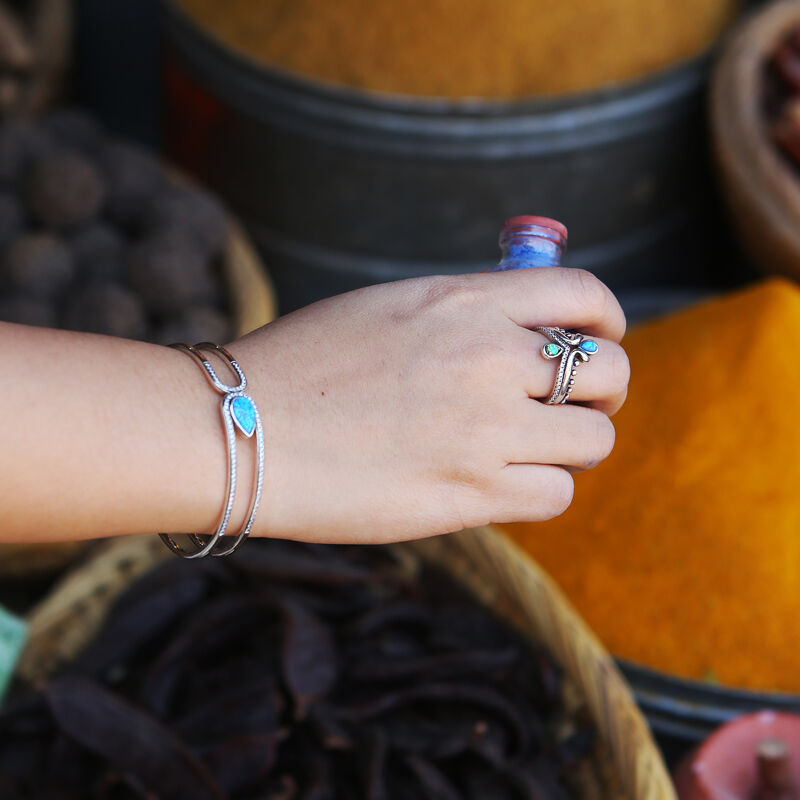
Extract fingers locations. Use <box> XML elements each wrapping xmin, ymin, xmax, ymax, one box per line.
<box><xmin>487</xmin><ymin>464</ymin><xmax>575</xmax><ymax>524</ymax></box>
<box><xmin>518</xmin><ymin>330</ymin><xmax>631</xmax><ymax>416</ymax></box>
<box><xmin>467</xmin><ymin>267</ymin><xmax>627</xmax><ymax>343</ymax></box>
<box><xmin>503</xmin><ymin>402</ymin><xmax>616</xmax><ymax>470</ymax></box>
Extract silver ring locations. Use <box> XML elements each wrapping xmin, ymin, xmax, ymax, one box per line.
<box><xmin>534</xmin><ymin>326</ymin><xmax>598</xmax><ymax>405</ymax></box>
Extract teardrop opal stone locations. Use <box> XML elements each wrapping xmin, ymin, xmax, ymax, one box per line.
<box><xmin>231</xmin><ymin>395</ymin><xmax>257</xmax><ymax>437</ymax></box>
<box><xmin>544</xmin><ymin>342</ymin><xmax>563</xmax><ymax>358</ymax></box>
<box><xmin>580</xmin><ymin>340</ymin><xmax>598</xmax><ymax>354</ymax></box>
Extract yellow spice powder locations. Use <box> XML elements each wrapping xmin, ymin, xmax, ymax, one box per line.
<box><xmin>178</xmin><ymin>0</ymin><xmax>738</xmax><ymax>98</ymax></box>
<box><xmin>502</xmin><ymin>279</ymin><xmax>800</xmax><ymax>692</ymax></box>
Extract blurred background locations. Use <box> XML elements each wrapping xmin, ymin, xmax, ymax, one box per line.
<box><xmin>74</xmin><ymin>0</ymin><xmax>760</xmax><ymax>317</ymax></box>
<box><xmin>5</xmin><ymin>1</ymin><xmax>800</xmax><ymax>797</ymax></box>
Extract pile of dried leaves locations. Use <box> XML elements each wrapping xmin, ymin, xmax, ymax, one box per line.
<box><xmin>0</xmin><ymin>540</ymin><xmax>593</xmax><ymax>799</ymax></box>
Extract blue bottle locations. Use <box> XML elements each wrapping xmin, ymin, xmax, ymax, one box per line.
<box><xmin>491</xmin><ymin>215</ymin><xmax>568</xmax><ymax>270</ymax></box>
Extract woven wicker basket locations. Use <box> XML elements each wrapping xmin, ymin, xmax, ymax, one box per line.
<box><xmin>19</xmin><ymin>526</ymin><xmax>675</xmax><ymax>799</ymax></box>
<box><xmin>711</xmin><ymin>0</ymin><xmax>800</xmax><ymax>280</ymax></box>
<box><xmin>0</xmin><ymin>221</ymin><xmax>276</xmax><ymax>579</ymax></box>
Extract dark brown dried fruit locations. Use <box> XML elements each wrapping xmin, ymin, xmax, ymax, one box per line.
<box><xmin>142</xmin><ymin>186</ymin><xmax>229</xmax><ymax>258</ymax></box>
<box><xmin>0</xmin><ymin>118</ymin><xmax>54</xmax><ymax>185</ymax></box>
<box><xmin>127</xmin><ymin>229</ymin><xmax>217</xmax><ymax>314</ymax></box>
<box><xmin>0</xmin><ymin>294</ymin><xmax>56</xmax><ymax>328</ymax></box>
<box><xmin>280</xmin><ymin>598</ymin><xmax>338</xmax><ymax>720</ymax></box>
<box><xmin>3</xmin><ymin>233</ymin><xmax>75</xmax><ymax>297</ymax></box>
<box><xmin>63</xmin><ymin>282</ymin><xmax>148</xmax><ymax>339</ymax></box>
<box><xmin>0</xmin><ymin>541</ymin><xmax>589</xmax><ymax>799</ymax></box>
<box><xmin>45</xmin><ymin>678</ymin><xmax>227</xmax><ymax>799</ymax></box>
<box><xmin>156</xmin><ymin>305</ymin><xmax>233</xmax><ymax>346</ymax></box>
<box><xmin>101</xmin><ymin>141</ymin><xmax>164</xmax><ymax>230</ymax></box>
<box><xmin>24</xmin><ymin>152</ymin><xmax>107</xmax><ymax>230</ymax></box>
<box><xmin>70</xmin><ymin>221</ymin><xmax>124</xmax><ymax>263</ymax></box>
<box><xmin>774</xmin><ymin>98</ymin><xmax>800</xmax><ymax>166</ymax></box>
<box><xmin>69</xmin><ymin>221</ymin><xmax>127</xmax><ymax>283</ymax></box>
<box><xmin>774</xmin><ymin>38</ymin><xmax>800</xmax><ymax>93</ymax></box>
<box><xmin>0</xmin><ymin>190</ymin><xmax>23</xmax><ymax>246</ymax></box>
<box><xmin>42</xmin><ymin>109</ymin><xmax>105</xmax><ymax>155</ymax></box>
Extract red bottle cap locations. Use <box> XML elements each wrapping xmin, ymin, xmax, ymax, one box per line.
<box><xmin>502</xmin><ymin>215</ymin><xmax>568</xmax><ymax>241</ymax></box>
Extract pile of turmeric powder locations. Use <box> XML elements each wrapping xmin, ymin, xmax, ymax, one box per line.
<box><xmin>503</xmin><ymin>279</ymin><xmax>800</xmax><ymax>692</ymax></box>
<box><xmin>178</xmin><ymin>0</ymin><xmax>738</xmax><ymax>98</ymax></box>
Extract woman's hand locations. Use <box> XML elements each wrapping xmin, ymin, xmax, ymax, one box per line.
<box><xmin>229</xmin><ymin>267</ymin><xmax>629</xmax><ymax>544</ymax></box>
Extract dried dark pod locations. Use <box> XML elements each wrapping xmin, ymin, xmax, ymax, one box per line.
<box><xmin>155</xmin><ymin>305</ymin><xmax>233</xmax><ymax>345</ymax></box>
<box><xmin>4</xmin><ymin>233</ymin><xmax>75</xmax><ymax>297</ymax></box>
<box><xmin>62</xmin><ymin>282</ymin><xmax>148</xmax><ymax>340</ymax></box>
<box><xmin>0</xmin><ymin>190</ymin><xmax>23</xmax><ymax>246</ymax></box>
<box><xmin>141</xmin><ymin>186</ymin><xmax>229</xmax><ymax>259</ymax></box>
<box><xmin>42</xmin><ymin>109</ymin><xmax>106</xmax><ymax>155</ymax></box>
<box><xmin>0</xmin><ymin>540</ymin><xmax>587</xmax><ymax>797</ymax></box>
<box><xmin>0</xmin><ymin>294</ymin><xmax>57</xmax><ymax>327</ymax></box>
<box><xmin>24</xmin><ymin>152</ymin><xmax>107</xmax><ymax>230</ymax></box>
<box><xmin>101</xmin><ymin>141</ymin><xmax>164</xmax><ymax>230</ymax></box>
<box><xmin>127</xmin><ymin>229</ymin><xmax>216</xmax><ymax>314</ymax></box>
<box><xmin>0</xmin><ymin>118</ymin><xmax>55</xmax><ymax>185</ymax></box>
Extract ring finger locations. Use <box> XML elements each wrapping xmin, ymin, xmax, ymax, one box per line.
<box><xmin>518</xmin><ymin>329</ymin><xmax>630</xmax><ymax>416</ymax></box>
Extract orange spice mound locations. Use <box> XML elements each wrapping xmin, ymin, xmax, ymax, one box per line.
<box><xmin>502</xmin><ymin>279</ymin><xmax>800</xmax><ymax>692</ymax></box>
<box><xmin>178</xmin><ymin>0</ymin><xmax>737</xmax><ymax>98</ymax></box>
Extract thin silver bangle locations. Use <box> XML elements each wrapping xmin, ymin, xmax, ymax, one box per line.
<box><xmin>159</xmin><ymin>342</ymin><xmax>265</xmax><ymax>559</ymax></box>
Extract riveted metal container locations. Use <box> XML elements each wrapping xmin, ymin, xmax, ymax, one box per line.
<box><xmin>162</xmin><ymin>0</ymin><xmax>738</xmax><ymax>312</ymax></box>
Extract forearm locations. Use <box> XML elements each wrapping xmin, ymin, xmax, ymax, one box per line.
<box><xmin>0</xmin><ymin>322</ymin><xmax>237</xmax><ymax>543</ymax></box>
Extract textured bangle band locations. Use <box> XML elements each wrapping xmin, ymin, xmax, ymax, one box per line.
<box><xmin>159</xmin><ymin>342</ymin><xmax>264</xmax><ymax>559</ymax></box>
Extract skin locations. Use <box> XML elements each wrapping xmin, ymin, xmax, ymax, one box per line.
<box><xmin>0</xmin><ymin>267</ymin><xmax>629</xmax><ymax>546</ymax></box>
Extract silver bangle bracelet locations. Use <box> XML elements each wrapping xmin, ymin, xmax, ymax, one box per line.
<box><xmin>159</xmin><ymin>342</ymin><xmax>264</xmax><ymax>559</ymax></box>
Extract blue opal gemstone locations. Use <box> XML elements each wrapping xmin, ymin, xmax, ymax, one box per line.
<box><xmin>231</xmin><ymin>395</ymin><xmax>256</xmax><ymax>437</ymax></box>
<box><xmin>580</xmin><ymin>340</ymin><xmax>598</xmax><ymax>354</ymax></box>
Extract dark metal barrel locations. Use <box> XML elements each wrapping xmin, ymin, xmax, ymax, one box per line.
<box><xmin>162</xmin><ymin>0</ymin><xmax>722</xmax><ymax>312</ymax></box>
<box><xmin>618</xmin><ymin>659</ymin><xmax>800</xmax><ymax>763</ymax></box>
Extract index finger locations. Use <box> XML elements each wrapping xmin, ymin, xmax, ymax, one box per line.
<box><xmin>468</xmin><ymin>267</ymin><xmax>627</xmax><ymax>343</ymax></box>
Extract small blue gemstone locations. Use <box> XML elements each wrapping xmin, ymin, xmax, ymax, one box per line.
<box><xmin>580</xmin><ymin>340</ymin><xmax>598</xmax><ymax>354</ymax></box>
<box><xmin>231</xmin><ymin>395</ymin><xmax>256</xmax><ymax>437</ymax></box>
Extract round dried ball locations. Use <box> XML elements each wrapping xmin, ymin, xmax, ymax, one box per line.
<box><xmin>42</xmin><ymin>109</ymin><xmax>105</xmax><ymax>155</ymax></box>
<box><xmin>101</xmin><ymin>142</ymin><xmax>163</xmax><ymax>231</ymax></box>
<box><xmin>127</xmin><ymin>229</ymin><xmax>217</xmax><ymax>315</ymax></box>
<box><xmin>0</xmin><ymin>119</ymin><xmax>55</xmax><ymax>185</ymax></box>
<box><xmin>63</xmin><ymin>282</ymin><xmax>148</xmax><ymax>340</ymax></box>
<box><xmin>4</xmin><ymin>233</ymin><xmax>75</xmax><ymax>298</ymax></box>
<box><xmin>141</xmin><ymin>186</ymin><xmax>228</xmax><ymax>259</ymax></box>
<box><xmin>156</xmin><ymin>306</ymin><xmax>233</xmax><ymax>346</ymax></box>
<box><xmin>25</xmin><ymin>152</ymin><xmax>107</xmax><ymax>231</ymax></box>
<box><xmin>70</xmin><ymin>223</ymin><xmax>126</xmax><ymax>283</ymax></box>
<box><xmin>0</xmin><ymin>294</ymin><xmax>56</xmax><ymax>328</ymax></box>
<box><xmin>0</xmin><ymin>191</ymin><xmax>23</xmax><ymax>247</ymax></box>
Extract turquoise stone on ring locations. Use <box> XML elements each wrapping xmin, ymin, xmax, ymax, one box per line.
<box><xmin>543</xmin><ymin>342</ymin><xmax>563</xmax><ymax>358</ymax></box>
<box><xmin>231</xmin><ymin>395</ymin><xmax>257</xmax><ymax>438</ymax></box>
<box><xmin>579</xmin><ymin>340</ymin><xmax>598</xmax><ymax>354</ymax></box>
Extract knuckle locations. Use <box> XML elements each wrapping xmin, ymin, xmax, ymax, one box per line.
<box><xmin>606</xmin><ymin>345</ymin><xmax>631</xmax><ymax>390</ymax></box>
<box><xmin>452</xmin><ymin>334</ymin><xmax>517</xmax><ymax>379</ymax></box>
<box><xmin>544</xmin><ymin>470</ymin><xmax>575</xmax><ymax>518</ymax></box>
<box><xmin>420</xmin><ymin>276</ymin><xmax>481</xmax><ymax>314</ymax></box>
<box><xmin>570</xmin><ymin>268</ymin><xmax>609</xmax><ymax>316</ymax></box>
<box><xmin>590</xmin><ymin>412</ymin><xmax>616</xmax><ymax>460</ymax></box>
<box><xmin>448</xmin><ymin>458</ymin><xmax>487</xmax><ymax>493</ymax></box>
